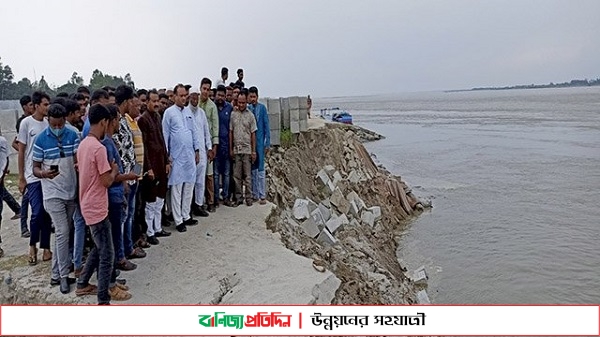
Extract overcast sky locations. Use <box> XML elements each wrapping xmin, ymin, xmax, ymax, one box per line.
<box><xmin>1</xmin><ymin>0</ymin><xmax>598</xmax><ymax>97</ymax></box>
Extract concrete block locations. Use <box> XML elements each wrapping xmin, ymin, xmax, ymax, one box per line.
<box><xmin>416</xmin><ymin>290</ymin><xmax>431</xmax><ymax>304</ymax></box>
<box><xmin>349</xmin><ymin>200</ymin><xmax>360</xmax><ymax>218</ymax></box>
<box><xmin>338</xmin><ymin>213</ymin><xmax>349</xmax><ymax>226</ymax></box>
<box><xmin>348</xmin><ymin>170</ymin><xmax>360</xmax><ymax>184</ymax></box>
<box><xmin>268</xmin><ymin>113</ymin><xmax>281</xmax><ymax>130</ymax></box>
<box><xmin>316</xmin><ymin>169</ymin><xmax>330</xmax><ymax>187</ymax></box>
<box><xmin>310</xmin><ymin>208</ymin><xmax>326</xmax><ymax>228</ymax></box>
<box><xmin>368</xmin><ymin>206</ymin><xmax>382</xmax><ymax>221</ymax></box>
<box><xmin>299</xmin><ymin>96</ymin><xmax>309</xmax><ymax>110</ymax></box>
<box><xmin>316</xmin><ymin>228</ymin><xmax>337</xmax><ymax>246</ymax></box>
<box><xmin>349</xmin><ymin>218</ymin><xmax>360</xmax><ymax>227</ymax></box>
<box><xmin>346</xmin><ymin>191</ymin><xmax>366</xmax><ymax>210</ymax></box>
<box><xmin>330</xmin><ymin>188</ymin><xmax>350</xmax><ymax>215</ymax></box>
<box><xmin>326</xmin><ymin>180</ymin><xmax>335</xmax><ymax>194</ymax></box>
<box><xmin>301</xmin><ymin>217</ymin><xmax>320</xmax><ymax>238</ymax></box>
<box><xmin>292</xmin><ymin>199</ymin><xmax>310</xmax><ymax>220</ymax></box>
<box><xmin>332</xmin><ymin>171</ymin><xmax>343</xmax><ymax>186</ymax></box>
<box><xmin>325</xmin><ymin>215</ymin><xmax>343</xmax><ymax>234</ymax></box>
<box><xmin>280</xmin><ymin>97</ymin><xmax>290</xmax><ymax>129</ymax></box>
<box><xmin>289</xmin><ymin>96</ymin><xmax>300</xmax><ymax>110</ymax></box>
<box><xmin>290</xmin><ymin>107</ymin><xmax>300</xmax><ymax>133</ymax></box>
<box><xmin>311</xmin><ymin>274</ymin><xmax>341</xmax><ymax>304</ymax></box>
<box><xmin>299</xmin><ymin>119</ymin><xmax>308</xmax><ymax>132</ymax></box>
<box><xmin>307</xmin><ymin>198</ymin><xmax>318</xmax><ymax>213</ymax></box>
<box><xmin>323</xmin><ymin>165</ymin><xmax>336</xmax><ymax>175</ymax></box>
<box><xmin>413</xmin><ymin>266</ymin><xmax>428</xmax><ymax>286</ymax></box>
<box><xmin>299</xmin><ymin>107</ymin><xmax>308</xmax><ymax>121</ymax></box>
<box><xmin>318</xmin><ymin>203</ymin><xmax>331</xmax><ymax>222</ymax></box>
<box><xmin>269</xmin><ymin>129</ymin><xmax>280</xmax><ymax>146</ymax></box>
<box><xmin>267</xmin><ymin>98</ymin><xmax>281</xmax><ymax>114</ymax></box>
<box><xmin>360</xmin><ymin>210</ymin><xmax>375</xmax><ymax>227</ymax></box>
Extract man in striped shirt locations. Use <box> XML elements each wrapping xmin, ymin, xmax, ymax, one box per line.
<box><xmin>32</xmin><ymin>103</ymin><xmax>80</xmax><ymax>294</ymax></box>
<box><xmin>112</xmin><ymin>85</ymin><xmax>138</xmax><ymax>271</ymax></box>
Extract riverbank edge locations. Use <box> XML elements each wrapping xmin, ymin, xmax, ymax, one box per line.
<box><xmin>0</xmin><ymin>119</ymin><xmax>428</xmax><ymax>305</ymax></box>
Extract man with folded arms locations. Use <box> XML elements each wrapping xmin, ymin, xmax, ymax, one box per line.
<box><xmin>138</xmin><ymin>90</ymin><xmax>171</xmax><ymax>244</ymax></box>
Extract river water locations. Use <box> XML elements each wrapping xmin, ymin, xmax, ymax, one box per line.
<box><xmin>315</xmin><ymin>87</ymin><xmax>600</xmax><ymax>304</ymax></box>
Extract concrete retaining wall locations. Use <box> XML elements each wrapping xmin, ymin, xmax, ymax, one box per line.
<box><xmin>0</xmin><ymin>102</ymin><xmax>23</xmax><ymax>172</ymax></box>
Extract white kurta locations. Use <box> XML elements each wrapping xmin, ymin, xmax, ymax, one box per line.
<box><xmin>162</xmin><ymin>105</ymin><xmax>200</xmax><ymax>186</ymax></box>
<box><xmin>189</xmin><ymin>105</ymin><xmax>212</xmax><ymax>206</ymax></box>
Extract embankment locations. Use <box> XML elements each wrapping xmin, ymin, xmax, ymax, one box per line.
<box><xmin>0</xmin><ymin>119</ymin><xmax>428</xmax><ymax>305</ymax></box>
<box><xmin>266</xmin><ymin>120</ymin><xmax>428</xmax><ymax>304</ymax></box>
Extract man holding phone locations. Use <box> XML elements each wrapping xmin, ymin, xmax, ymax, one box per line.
<box><xmin>32</xmin><ymin>103</ymin><xmax>80</xmax><ymax>294</ymax></box>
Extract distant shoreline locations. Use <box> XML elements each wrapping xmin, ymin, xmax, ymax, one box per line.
<box><xmin>446</xmin><ymin>78</ymin><xmax>600</xmax><ymax>93</ymax></box>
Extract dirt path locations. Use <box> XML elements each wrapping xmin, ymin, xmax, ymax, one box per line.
<box><xmin>0</xmin><ymin>201</ymin><xmax>338</xmax><ymax>304</ymax></box>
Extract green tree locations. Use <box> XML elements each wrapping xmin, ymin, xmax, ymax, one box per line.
<box><xmin>56</xmin><ymin>71</ymin><xmax>85</xmax><ymax>93</ymax></box>
<box><xmin>0</xmin><ymin>57</ymin><xmax>16</xmax><ymax>100</ymax></box>
<box><xmin>89</xmin><ymin>69</ymin><xmax>134</xmax><ymax>91</ymax></box>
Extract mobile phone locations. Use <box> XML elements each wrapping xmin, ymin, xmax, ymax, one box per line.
<box><xmin>133</xmin><ymin>164</ymin><xmax>142</xmax><ymax>176</ymax></box>
<box><xmin>50</xmin><ymin>165</ymin><xmax>59</xmax><ymax>173</ymax></box>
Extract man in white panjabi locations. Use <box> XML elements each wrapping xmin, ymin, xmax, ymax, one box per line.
<box><xmin>187</xmin><ymin>91</ymin><xmax>212</xmax><ymax>217</ymax></box>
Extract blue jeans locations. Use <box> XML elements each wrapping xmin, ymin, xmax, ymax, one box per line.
<box><xmin>20</xmin><ymin>190</ymin><xmax>29</xmax><ymax>234</ymax></box>
<box><xmin>251</xmin><ymin>169</ymin><xmax>266</xmax><ymax>199</ymax></box>
<box><xmin>123</xmin><ymin>183</ymin><xmax>137</xmax><ymax>256</ymax></box>
<box><xmin>214</xmin><ymin>156</ymin><xmax>231</xmax><ymax>200</ymax></box>
<box><xmin>77</xmin><ymin>217</ymin><xmax>114</xmax><ymax>305</ymax></box>
<box><xmin>72</xmin><ymin>204</ymin><xmax>86</xmax><ymax>270</ymax></box>
<box><xmin>109</xmin><ymin>201</ymin><xmax>125</xmax><ymax>263</ymax></box>
<box><xmin>26</xmin><ymin>181</ymin><xmax>51</xmax><ymax>248</ymax></box>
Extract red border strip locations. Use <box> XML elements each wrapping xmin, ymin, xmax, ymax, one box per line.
<box><xmin>597</xmin><ymin>305</ymin><xmax>599</xmax><ymax>336</ymax></box>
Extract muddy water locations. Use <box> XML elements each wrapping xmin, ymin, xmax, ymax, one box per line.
<box><xmin>316</xmin><ymin>87</ymin><xmax>600</xmax><ymax>304</ymax></box>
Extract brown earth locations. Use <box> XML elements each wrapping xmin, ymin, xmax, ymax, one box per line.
<box><xmin>266</xmin><ymin>121</ymin><xmax>427</xmax><ymax>304</ymax></box>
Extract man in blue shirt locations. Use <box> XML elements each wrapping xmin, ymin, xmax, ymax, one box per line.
<box><xmin>32</xmin><ymin>103</ymin><xmax>79</xmax><ymax>294</ymax></box>
<box><xmin>214</xmin><ymin>85</ymin><xmax>234</xmax><ymax>206</ymax></box>
<box><xmin>247</xmin><ymin>86</ymin><xmax>270</xmax><ymax>205</ymax></box>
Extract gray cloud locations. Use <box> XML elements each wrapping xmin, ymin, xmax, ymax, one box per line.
<box><xmin>1</xmin><ymin>0</ymin><xmax>598</xmax><ymax>97</ymax></box>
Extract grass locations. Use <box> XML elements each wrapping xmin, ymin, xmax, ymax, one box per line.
<box><xmin>280</xmin><ymin>128</ymin><xmax>294</xmax><ymax>148</ymax></box>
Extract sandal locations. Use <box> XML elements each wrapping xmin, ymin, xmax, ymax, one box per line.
<box><xmin>42</xmin><ymin>250</ymin><xmax>52</xmax><ymax>262</ymax></box>
<box><xmin>76</xmin><ymin>284</ymin><xmax>98</xmax><ymax>296</ymax></box>
<box><xmin>28</xmin><ymin>247</ymin><xmax>38</xmax><ymax>266</ymax></box>
<box><xmin>136</xmin><ymin>239</ymin><xmax>151</xmax><ymax>249</ymax></box>
<box><xmin>109</xmin><ymin>286</ymin><xmax>132</xmax><ymax>301</ymax></box>
<box><xmin>0</xmin><ymin>247</ymin><xmax>4</xmax><ymax>258</ymax></box>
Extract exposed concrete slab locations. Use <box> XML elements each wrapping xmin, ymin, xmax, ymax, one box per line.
<box><xmin>292</xmin><ymin>199</ymin><xmax>310</xmax><ymax>220</ymax></box>
<box><xmin>316</xmin><ymin>228</ymin><xmax>337</xmax><ymax>246</ymax></box>
<box><xmin>368</xmin><ymin>206</ymin><xmax>382</xmax><ymax>221</ymax></box>
<box><xmin>318</xmin><ymin>203</ymin><xmax>331</xmax><ymax>222</ymax></box>
<box><xmin>330</xmin><ymin>187</ymin><xmax>350</xmax><ymax>215</ymax></box>
<box><xmin>360</xmin><ymin>210</ymin><xmax>375</xmax><ymax>227</ymax></box>
<box><xmin>301</xmin><ymin>217</ymin><xmax>321</xmax><ymax>238</ymax></box>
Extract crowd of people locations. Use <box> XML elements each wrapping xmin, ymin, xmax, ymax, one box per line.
<box><xmin>0</xmin><ymin>67</ymin><xmax>271</xmax><ymax>304</ymax></box>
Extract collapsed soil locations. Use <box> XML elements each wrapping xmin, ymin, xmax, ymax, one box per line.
<box><xmin>266</xmin><ymin>123</ymin><xmax>426</xmax><ymax>304</ymax></box>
